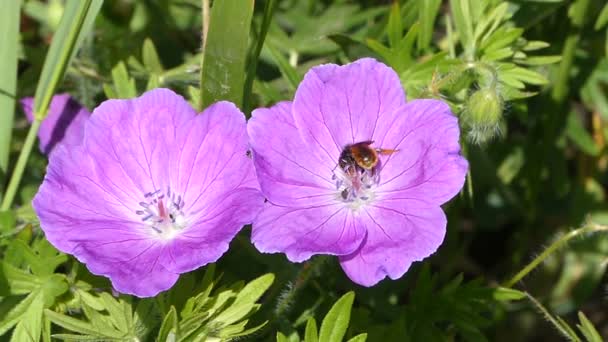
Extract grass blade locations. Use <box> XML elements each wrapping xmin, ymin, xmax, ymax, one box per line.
<box><xmin>1</xmin><ymin>0</ymin><xmax>103</xmax><ymax>210</ymax></box>
<box><xmin>200</xmin><ymin>0</ymin><xmax>254</xmax><ymax>110</ymax></box>
<box><xmin>0</xmin><ymin>0</ymin><xmax>22</xmax><ymax>195</ymax></box>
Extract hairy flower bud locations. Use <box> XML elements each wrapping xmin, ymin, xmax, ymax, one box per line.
<box><xmin>464</xmin><ymin>87</ymin><xmax>503</xmax><ymax>144</ymax></box>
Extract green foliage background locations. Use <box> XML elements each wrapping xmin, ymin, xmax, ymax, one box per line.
<box><xmin>1</xmin><ymin>0</ymin><xmax>608</xmax><ymax>341</ymax></box>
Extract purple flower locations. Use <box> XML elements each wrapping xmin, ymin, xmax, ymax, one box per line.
<box><xmin>248</xmin><ymin>58</ymin><xmax>468</xmax><ymax>286</ymax></box>
<box><xmin>21</xmin><ymin>94</ymin><xmax>90</xmax><ymax>154</ymax></box>
<box><xmin>33</xmin><ymin>88</ymin><xmax>264</xmax><ymax>297</ymax></box>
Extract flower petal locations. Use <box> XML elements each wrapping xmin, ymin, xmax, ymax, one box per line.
<box><xmin>170</xmin><ymin>101</ymin><xmax>259</xmax><ymax>214</ymax></box>
<box><xmin>160</xmin><ymin>188</ymin><xmax>263</xmax><ymax>273</ymax></box>
<box><xmin>373</xmin><ymin>99</ymin><xmax>468</xmax><ymax>205</ymax></box>
<box><xmin>251</xmin><ymin>203</ymin><xmax>366</xmax><ymax>262</ymax></box>
<box><xmin>21</xmin><ymin>94</ymin><xmax>90</xmax><ymax>154</ymax></box>
<box><xmin>339</xmin><ymin>200</ymin><xmax>446</xmax><ymax>286</ymax></box>
<box><xmin>72</xmin><ymin>235</ymin><xmax>178</xmax><ymax>297</ymax></box>
<box><xmin>83</xmin><ymin>88</ymin><xmax>196</xmax><ymax>200</ymax></box>
<box><xmin>248</xmin><ymin>101</ymin><xmax>336</xmax><ymax>206</ymax></box>
<box><xmin>34</xmin><ymin>88</ymin><xmax>264</xmax><ymax>297</ymax></box>
<box><xmin>292</xmin><ymin>58</ymin><xmax>406</xmax><ymax>154</ymax></box>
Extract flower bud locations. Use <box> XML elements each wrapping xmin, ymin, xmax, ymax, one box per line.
<box><xmin>464</xmin><ymin>87</ymin><xmax>503</xmax><ymax>144</ymax></box>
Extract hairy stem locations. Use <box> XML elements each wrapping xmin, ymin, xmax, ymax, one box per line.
<box><xmin>503</xmin><ymin>223</ymin><xmax>608</xmax><ymax>288</ymax></box>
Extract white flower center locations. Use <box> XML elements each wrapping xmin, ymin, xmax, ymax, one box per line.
<box><xmin>332</xmin><ymin>164</ymin><xmax>379</xmax><ymax>211</ymax></box>
<box><xmin>136</xmin><ymin>187</ymin><xmax>187</xmax><ymax>240</ymax></box>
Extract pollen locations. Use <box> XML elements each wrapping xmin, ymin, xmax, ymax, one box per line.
<box><xmin>332</xmin><ymin>163</ymin><xmax>379</xmax><ymax>210</ymax></box>
<box><xmin>136</xmin><ymin>187</ymin><xmax>187</xmax><ymax>240</ymax></box>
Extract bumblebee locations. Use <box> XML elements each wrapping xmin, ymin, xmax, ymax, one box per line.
<box><xmin>339</xmin><ymin>140</ymin><xmax>397</xmax><ymax>171</ymax></box>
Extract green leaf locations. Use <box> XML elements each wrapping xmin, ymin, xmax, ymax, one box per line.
<box><xmin>213</xmin><ymin>273</ymin><xmax>274</xmax><ymax>325</ymax></box>
<box><xmin>418</xmin><ymin>0</ymin><xmax>442</xmax><ymax>51</ymax></box>
<box><xmin>277</xmin><ymin>332</ymin><xmax>289</xmax><ymax>342</ymax></box>
<box><xmin>77</xmin><ymin>290</ymin><xmax>104</xmax><ymax>311</ymax></box>
<box><xmin>108</xmin><ymin>61</ymin><xmax>137</xmax><ymax>99</ymax></box>
<box><xmin>98</xmin><ymin>293</ymin><xmax>131</xmax><ymax>334</ymax></box>
<box><xmin>318</xmin><ymin>292</ymin><xmax>355</xmax><ymax>342</ymax></box>
<box><xmin>595</xmin><ymin>3</ymin><xmax>608</xmax><ymax>30</ymax></box>
<box><xmin>0</xmin><ymin>0</ymin><xmax>21</xmax><ymax>183</ymax></box>
<box><xmin>44</xmin><ymin>309</ymin><xmax>112</xmax><ymax>339</ymax></box>
<box><xmin>200</xmin><ymin>0</ymin><xmax>254</xmax><ymax>109</ymax></box>
<box><xmin>346</xmin><ymin>333</ymin><xmax>367</xmax><ymax>342</ymax></box>
<box><xmin>0</xmin><ymin>211</ymin><xmax>16</xmax><ymax>235</ymax></box>
<box><xmin>523</xmin><ymin>40</ymin><xmax>550</xmax><ymax>51</ymax></box>
<box><xmin>265</xmin><ymin>42</ymin><xmax>302</xmax><ymax>91</ymax></box>
<box><xmin>142</xmin><ymin>38</ymin><xmax>163</xmax><ymax>73</ymax></box>
<box><xmin>501</xmin><ymin>64</ymin><xmax>548</xmax><ymax>86</ymax></box>
<box><xmin>482</xmin><ymin>27</ymin><xmax>524</xmax><ymax>52</ymax></box>
<box><xmin>577</xmin><ymin>311</ymin><xmax>603</xmax><ymax>342</ymax></box>
<box><xmin>450</xmin><ymin>0</ymin><xmax>474</xmax><ymax>54</ymax></box>
<box><xmin>305</xmin><ymin>317</ymin><xmax>318</xmax><ymax>342</ymax></box>
<box><xmin>0</xmin><ymin>291</ymin><xmax>40</xmax><ymax>336</ymax></box>
<box><xmin>33</xmin><ymin>0</ymin><xmax>102</xmax><ymax>120</ymax></box>
<box><xmin>492</xmin><ymin>287</ymin><xmax>526</xmax><ymax>302</ymax></box>
<box><xmin>474</xmin><ymin>2</ymin><xmax>509</xmax><ymax>43</ymax></box>
<box><xmin>11</xmin><ymin>291</ymin><xmax>43</xmax><ymax>342</ymax></box>
<box><xmin>157</xmin><ymin>306</ymin><xmax>179</xmax><ymax>342</ymax></box>
<box><xmin>566</xmin><ymin>111</ymin><xmax>600</xmax><ymax>156</ymax></box>
<box><xmin>515</xmin><ymin>55</ymin><xmax>562</xmax><ymax>65</ymax></box>
<box><xmin>387</xmin><ymin>1</ymin><xmax>403</xmax><ymax>49</ymax></box>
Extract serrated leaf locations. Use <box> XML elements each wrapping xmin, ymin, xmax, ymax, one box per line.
<box><xmin>10</xmin><ymin>291</ymin><xmax>43</xmax><ymax>342</ymax></box>
<box><xmin>213</xmin><ymin>274</ymin><xmax>274</xmax><ymax>326</ymax></box>
<box><xmin>1</xmin><ymin>262</ymin><xmax>39</xmax><ymax>295</ymax></box>
<box><xmin>319</xmin><ymin>292</ymin><xmax>355</xmax><ymax>342</ymax></box>
<box><xmin>39</xmin><ymin>274</ymin><xmax>68</xmax><ymax>307</ymax></box>
<box><xmin>577</xmin><ymin>311</ymin><xmax>602</xmax><ymax>342</ymax></box>
<box><xmin>0</xmin><ymin>291</ymin><xmax>39</xmax><ymax>336</ymax></box>
<box><xmin>98</xmin><ymin>293</ymin><xmax>131</xmax><ymax>334</ymax></box>
<box><xmin>44</xmin><ymin>309</ymin><xmax>118</xmax><ymax>339</ymax></box>
<box><xmin>346</xmin><ymin>333</ymin><xmax>367</xmax><ymax>342</ymax></box>
<box><xmin>77</xmin><ymin>290</ymin><xmax>104</xmax><ymax>311</ymax></box>
<box><xmin>305</xmin><ymin>317</ymin><xmax>318</xmax><ymax>342</ymax></box>
<box><xmin>227</xmin><ymin>320</ymin><xmax>268</xmax><ymax>339</ymax></box>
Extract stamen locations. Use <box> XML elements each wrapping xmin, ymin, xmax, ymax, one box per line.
<box><xmin>135</xmin><ymin>186</ymin><xmax>188</xmax><ymax>239</ymax></box>
<box><xmin>333</xmin><ymin>164</ymin><xmax>380</xmax><ymax>208</ymax></box>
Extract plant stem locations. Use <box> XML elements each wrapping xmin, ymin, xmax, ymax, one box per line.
<box><xmin>503</xmin><ymin>223</ymin><xmax>608</xmax><ymax>288</ymax></box>
<box><xmin>0</xmin><ymin>119</ymin><xmax>41</xmax><ymax>210</ymax></box>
